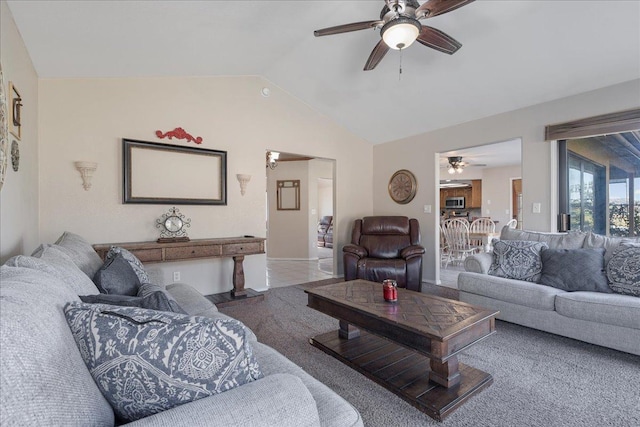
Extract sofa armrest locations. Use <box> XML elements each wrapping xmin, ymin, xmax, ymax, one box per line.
<box><xmin>343</xmin><ymin>244</ymin><xmax>367</xmax><ymax>258</ymax></box>
<box><xmin>464</xmin><ymin>252</ymin><xmax>493</xmax><ymax>274</ymax></box>
<box><xmin>127</xmin><ymin>374</ymin><xmax>321</xmax><ymax>427</ymax></box>
<box><xmin>166</xmin><ymin>282</ymin><xmax>218</xmax><ymax>316</ymax></box>
<box><xmin>400</xmin><ymin>245</ymin><xmax>425</xmax><ymax>259</ymax></box>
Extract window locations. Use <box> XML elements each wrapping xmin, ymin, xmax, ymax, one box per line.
<box><xmin>559</xmin><ymin>132</ymin><xmax>640</xmax><ymax>236</ymax></box>
<box><xmin>549</xmin><ymin>108</ymin><xmax>640</xmax><ymax>236</ymax></box>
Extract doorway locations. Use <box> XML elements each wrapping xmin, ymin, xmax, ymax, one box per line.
<box><xmin>511</xmin><ymin>178</ymin><xmax>522</xmax><ymax>229</ymax></box>
<box><xmin>265</xmin><ymin>152</ymin><xmax>336</xmax><ymax>287</ymax></box>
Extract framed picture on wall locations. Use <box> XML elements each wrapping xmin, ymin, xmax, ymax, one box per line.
<box><xmin>123</xmin><ymin>138</ymin><xmax>227</xmax><ymax>205</ymax></box>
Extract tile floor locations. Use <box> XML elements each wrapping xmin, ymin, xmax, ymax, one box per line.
<box><xmin>266</xmin><ymin>247</ymin><xmax>335</xmax><ymax>288</ymax></box>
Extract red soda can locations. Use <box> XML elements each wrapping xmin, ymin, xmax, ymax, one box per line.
<box><xmin>382</xmin><ymin>279</ymin><xmax>398</xmax><ymax>302</ymax></box>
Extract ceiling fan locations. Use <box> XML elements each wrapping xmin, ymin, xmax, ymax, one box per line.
<box><xmin>314</xmin><ymin>0</ymin><xmax>475</xmax><ymax>71</ymax></box>
<box><xmin>444</xmin><ymin>156</ymin><xmax>486</xmax><ymax>174</ymax></box>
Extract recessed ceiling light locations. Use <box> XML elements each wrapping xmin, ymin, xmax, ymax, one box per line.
<box><xmin>261</xmin><ymin>87</ymin><xmax>271</xmax><ymax>97</ymax></box>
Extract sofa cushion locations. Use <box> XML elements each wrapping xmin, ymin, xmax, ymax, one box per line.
<box><xmin>489</xmin><ymin>240</ymin><xmax>548</xmax><ymax>282</ymax></box>
<box><xmin>555</xmin><ymin>292</ymin><xmax>640</xmax><ymax>329</ymax></box>
<box><xmin>582</xmin><ymin>232</ymin><xmax>639</xmax><ymax>266</ymax></box>
<box><xmin>500</xmin><ymin>226</ymin><xmax>586</xmax><ymax>249</ymax></box>
<box><xmin>64</xmin><ymin>302</ymin><xmax>263</xmax><ymax>423</ymax></box>
<box><xmin>0</xmin><ymin>266</ymin><xmax>114</xmax><ymax>426</ymax></box>
<box><xmin>53</xmin><ymin>231</ymin><xmax>104</xmax><ymax>278</ymax></box>
<box><xmin>6</xmin><ymin>246</ymin><xmax>100</xmax><ymax>295</ymax></box>
<box><xmin>458</xmin><ymin>271</ymin><xmax>564</xmax><ymax>311</ymax></box>
<box><xmin>539</xmin><ymin>248</ymin><xmax>611</xmax><ymax>293</ymax></box>
<box><xmin>138</xmin><ymin>283</ymin><xmax>187</xmax><ymax>314</ymax></box>
<box><xmin>126</xmin><ymin>374</ymin><xmax>322</xmax><ymax>427</ymax></box>
<box><xmin>105</xmin><ymin>246</ymin><xmax>150</xmax><ymax>284</ymax></box>
<box><xmin>93</xmin><ymin>253</ymin><xmax>141</xmax><ymax>296</ymax></box>
<box><xmin>606</xmin><ymin>243</ymin><xmax>640</xmax><ymax>297</ymax></box>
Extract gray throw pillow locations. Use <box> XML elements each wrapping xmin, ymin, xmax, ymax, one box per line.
<box><xmin>53</xmin><ymin>232</ymin><xmax>104</xmax><ymax>278</ymax></box>
<box><xmin>539</xmin><ymin>248</ymin><xmax>610</xmax><ymax>293</ymax></box>
<box><xmin>80</xmin><ymin>292</ymin><xmax>177</xmax><ymax>313</ymax></box>
<box><xmin>489</xmin><ymin>240</ymin><xmax>548</xmax><ymax>282</ymax></box>
<box><xmin>64</xmin><ymin>302</ymin><xmax>263</xmax><ymax>423</ymax></box>
<box><xmin>93</xmin><ymin>253</ymin><xmax>141</xmax><ymax>296</ymax></box>
<box><xmin>138</xmin><ymin>283</ymin><xmax>187</xmax><ymax>314</ymax></box>
<box><xmin>606</xmin><ymin>243</ymin><xmax>640</xmax><ymax>297</ymax></box>
<box><xmin>105</xmin><ymin>246</ymin><xmax>149</xmax><ymax>284</ymax></box>
<box><xmin>6</xmin><ymin>247</ymin><xmax>100</xmax><ymax>295</ymax></box>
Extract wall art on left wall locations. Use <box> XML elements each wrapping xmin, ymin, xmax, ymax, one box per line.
<box><xmin>0</xmin><ymin>64</ymin><xmax>9</xmax><ymax>191</ymax></box>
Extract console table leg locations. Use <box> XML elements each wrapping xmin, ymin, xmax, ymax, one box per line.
<box><xmin>429</xmin><ymin>355</ymin><xmax>461</xmax><ymax>388</ymax></box>
<box><xmin>339</xmin><ymin>320</ymin><xmax>360</xmax><ymax>340</ymax></box>
<box><xmin>231</xmin><ymin>255</ymin><xmax>247</xmax><ymax>298</ymax></box>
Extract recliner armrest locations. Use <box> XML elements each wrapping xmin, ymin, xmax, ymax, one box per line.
<box><xmin>343</xmin><ymin>244</ymin><xmax>367</xmax><ymax>258</ymax></box>
<box><xmin>400</xmin><ymin>245</ymin><xmax>425</xmax><ymax>259</ymax></box>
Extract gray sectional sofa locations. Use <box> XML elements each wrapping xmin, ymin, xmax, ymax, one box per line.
<box><xmin>0</xmin><ymin>232</ymin><xmax>363</xmax><ymax>426</ymax></box>
<box><xmin>458</xmin><ymin>226</ymin><xmax>640</xmax><ymax>356</ymax></box>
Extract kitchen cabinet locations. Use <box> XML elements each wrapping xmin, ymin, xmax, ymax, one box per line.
<box><xmin>468</xmin><ymin>180</ymin><xmax>482</xmax><ymax>208</ymax></box>
<box><xmin>440</xmin><ymin>180</ymin><xmax>482</xmax><ymax>209</ymax></box>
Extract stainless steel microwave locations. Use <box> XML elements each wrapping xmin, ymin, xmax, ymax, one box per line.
<box><xmin>445</xmin><ymin>197</ymin><xmax>465</xmax><ymax>209</ymax></box>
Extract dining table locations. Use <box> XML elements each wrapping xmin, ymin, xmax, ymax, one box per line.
<box><xmin>469</xmin><ymin>231</ymin><xmax>500</xmax><ymax>252</ymax></box>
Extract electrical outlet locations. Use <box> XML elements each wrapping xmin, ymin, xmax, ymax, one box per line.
<box><xmin>173</xmin><ymin>271</ymin><xmax>180</xmax><ymax>282</ymax></box>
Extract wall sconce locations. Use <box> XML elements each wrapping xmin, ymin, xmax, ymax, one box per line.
<box><xmin>236</xmin><ymin>174</ymin><xmax>251</xmax><ymax>196</ymax></box>
<box><xmin>266</xmin><ymin>151</ymin><xmax>280</xmax><ymax>170</ymax></box>
<box><xmin>74</xmin><ymin>161</ymin><xmax>97</xmax><ymax>191</ymax></box>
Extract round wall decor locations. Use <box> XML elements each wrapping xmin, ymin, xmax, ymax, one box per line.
<box><xmin>388</xmin><ymin>169</ymin><xmax>417</xmax><ymax>204</ymax></box>
<box><xmin>0</xmin><ymin>64</ymin><xmax>8</xmax><ymax>190</ymax></box>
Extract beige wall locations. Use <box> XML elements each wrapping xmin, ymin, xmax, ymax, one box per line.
<box><xmin>373</xmin><ymin>79</ymin><xmax>640</xmax><ymax>285</ymax></box>
<box><xmin>0</xmin><ymin>1</ymin><xmax>40</xmax><ymax>263</ymax></box>
<box><xmin>39</xmin><ymin>77</ymin><xmax>372</xmax><ymax>294</ymax></box>
<box><xmin>481</xmin><ymin>165</ymin><xmax>522</xmax><ymax>226</ymax></box>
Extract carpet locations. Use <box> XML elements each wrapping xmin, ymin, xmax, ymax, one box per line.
<box><xmin>220</xmin><ymin>280</ymin><xmax>640</xmax><ymax>426</ymax></box>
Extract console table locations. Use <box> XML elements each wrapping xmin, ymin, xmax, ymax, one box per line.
<box><xmin>93</xmin><ymin>237</ymin><xmax>266</xmax><ymax>306</ymax></box>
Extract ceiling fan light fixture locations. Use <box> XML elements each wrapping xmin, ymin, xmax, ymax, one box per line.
<box><xmin>381</xmin><ymin>17</ymin><xmax>421</xmax><ymax>50</ymax></box>
<box><xmin>447</xmin><ymin>156</ymin><xmax>465</xmax><ymax>174</ymax></box>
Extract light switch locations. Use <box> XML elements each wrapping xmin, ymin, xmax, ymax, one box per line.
<box><xmin>424</xmin><ymin>205</ymin><xmax>431</xmax><ymax>214</ymax></box>
<box><xmin>487</xmin><ymin>199</ymin><xmax>491</xmax><ymax>205</ymax></box>
<box><xmin>532</xmin><ymin>203</ymin><xmax>541</xmax><ymax>214</ymax></box>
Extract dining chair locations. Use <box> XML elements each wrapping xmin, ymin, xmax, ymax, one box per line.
<box><xmin>441</xmin><ymin>218</ymin><xmax>478</xmax><ymax>268</ymax></box>
<box><xmin>506</xmin><ymin>218</ymin><xmax>518</xmax><ymax>229</ymax></box>
<box><xmin>469</xmin><ymin>218</ymin><xmax>497</xmax><ymax>251</ymax></box>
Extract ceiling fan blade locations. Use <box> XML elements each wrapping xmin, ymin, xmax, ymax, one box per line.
<box><xmin>416</xmin><ymin>26</ymin><xmax>462</xmax><ymax>54</ymax></box>
<box><xmin>314</xmin><ymin>20</ymin><xmax>383</xmax><ymax>37</ymax></box>
<box><xmin>363</xmin><ymin>40</ymin><xmax>390</xmax><ymax>71</ymax></box>
<box><xmin>415</xmin><ymin>0</ymin><xmax>475</xmax><ymax>19</ymax></box>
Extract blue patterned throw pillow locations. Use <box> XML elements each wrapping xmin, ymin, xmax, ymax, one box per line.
<box><xmin>64</xmin><ymin>302</ymin><xmax>263</xmax><ymax>422</ymax></box>
<box><xmin>489</xmin><ymin>240</ymin><xmax>549</xmax><ymax>282</ymax></box>
<box><xmin>106</xmin><ymin>246</ymin><xmax>149</xmax><ymax>284</ymax></box>
<box><xmin>606</xmin><ymin>243</ymin><xmax>640</xmax><ymax>297</ymax></box>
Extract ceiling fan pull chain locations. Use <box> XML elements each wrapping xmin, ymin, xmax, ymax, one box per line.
<box><xmin>398</xmin><ymin>48</ymin><xmax>403</xmax><ymax>81</ymax></box>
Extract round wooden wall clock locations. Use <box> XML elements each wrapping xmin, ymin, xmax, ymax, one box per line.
<box><xmin>388</xmin><ymin>169</ymin><xmax>417</xmax><ymax>204</ymax></box>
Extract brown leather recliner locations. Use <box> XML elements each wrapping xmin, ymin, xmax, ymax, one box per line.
<box><xmin>343</xmin><ymin>216</ymin><xmax>425</xmax><ymax>292</ymax></box>
<box><xmin>317</xmin><ymin>216</ymin><xmax>332</xmax><ymax>247</ymax></box>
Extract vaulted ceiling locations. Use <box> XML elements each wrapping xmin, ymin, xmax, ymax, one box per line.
<box><xmin>7</xmin><ymin>1</ymin><xmax>640</xmax><ymax>145</ymax></box>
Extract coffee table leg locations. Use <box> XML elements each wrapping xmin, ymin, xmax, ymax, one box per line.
<box><xmin>429</xmin><ymin>355</ymin><xmax>461</xmax><ymax>388</ymax></box>
<box><xmin>339</xmin><ymin>320</ymin><xmax>360</xmax><ymax>340</ymax></box>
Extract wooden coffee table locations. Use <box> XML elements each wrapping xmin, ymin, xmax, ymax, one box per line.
<box><xmin>305</xmin><ymin>280</ymin><xmax>499</xmax><ymax>421</ymax></box>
